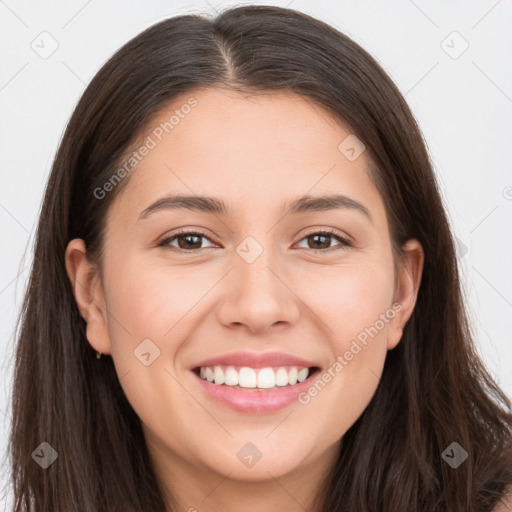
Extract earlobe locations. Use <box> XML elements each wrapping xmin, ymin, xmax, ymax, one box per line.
<box><xmin>64</xmin><ymin>239</ymin><xmax>111</xmax><ymax>355</ymax></box>
<box><xmin>387</xmin><ymin>239</ymin><xmax>424</xmax><ymax>350</ymax></box>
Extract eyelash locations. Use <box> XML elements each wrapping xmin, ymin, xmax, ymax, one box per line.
<box><xmin>158</xmin><ymin>228</ymin><xmax>353</xmax><ymax>254</ymax></box>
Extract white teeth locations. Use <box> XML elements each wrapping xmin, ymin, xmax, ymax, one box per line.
<box><xmin>213</xmin><ymin>366</ymin><xmax>225</xmax><ymax>385</ymax></box>
<box><xmin>297</xmin><ymin>368</ymin><xmax>309</xmax><ymax>382</ymax></box>
<box><xmin>239</xmin><ymin>367</ymin><xmax>257</xmax><ymax>388</ymax></box>
<box><xmin>275</xmin><ymin>368</ymin><xmax>289</xmax><ymax>386</ymax></box>
<box><xmin>257</xmin><ymin>368</ymin><xmax>275</xmax><ymax>389</ymax></box>
<box><xmin>197</xmin><ymin>365</ymin><xmax>312</xmax><ymax>389</ymax></box>
<box><xmin>224</xmin><ymin>366</ymin><xmax>239</xmax><ymax>386</ymax></box>
<box><xmin>204</xmin><ymin>367</ymin><xmax>214</xmax><ymax>383</ymax></box>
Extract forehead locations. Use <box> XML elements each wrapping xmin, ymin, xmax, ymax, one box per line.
<box><xmin>109</xmin><ymin>87</ymin><xmax>384</xmax><ymax>222</ymax></box>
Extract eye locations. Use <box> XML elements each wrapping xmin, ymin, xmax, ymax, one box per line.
<box><xmin>158</xmin><ymin>228</ymin><xmax>353</xmax><ymax>253</ymax></box>
<box><xmin>158</xmin><ymin>230</ymin><xmax>217</xmax><ymax>251</ymax></box>
<box><xmin>295</xmin><ymin>229</ymin><xmax>352</xmax><ymax>252</ymax></box>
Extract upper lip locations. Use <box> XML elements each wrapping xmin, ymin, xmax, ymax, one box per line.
<box><xmin>191</xmin><ymin>351</ymin><xmax>319</xmax><ymax>370</ymax></box>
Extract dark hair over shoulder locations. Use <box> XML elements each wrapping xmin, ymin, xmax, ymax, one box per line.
<box><xmin>6</xmin><ymin>5</ymin><xmax>512</xmax><ymax>511</ymax></box>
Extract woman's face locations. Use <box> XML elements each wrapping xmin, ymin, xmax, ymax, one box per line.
<box><xmin>66</xmin><ymin>87</ymin><xmax>423</xmax><ymax>500</ymax></box>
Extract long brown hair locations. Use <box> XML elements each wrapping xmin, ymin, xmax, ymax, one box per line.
<box><xmin>6</xmin><ymin>5</ymin><xmax>512</xmax><ymax>511</ymax></box>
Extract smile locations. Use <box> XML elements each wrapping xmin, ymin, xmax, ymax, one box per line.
<box><xmin>196</xmin><ymin>365</ymin><xmax>312</xmax><ymax>389</ymax></box>
<box><xmin>192</xmin><ymin>365</ymin><xmax>321</xmax><ymax>414</ymax></box>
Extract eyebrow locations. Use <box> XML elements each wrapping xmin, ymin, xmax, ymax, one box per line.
<box><xmin>138</xmin><ymin>193</ymin><xmax>372</xmax><ymax>222</ymax></box>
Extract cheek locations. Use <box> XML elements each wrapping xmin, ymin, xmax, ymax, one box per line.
<box><xmin>293</xmin><ymin>261</ymin><xmax>394</xmax><ymax>435</ymax></box>
<box><xmin>297</xmin><ymin>258</ymin><xmax>395</xmax><ymax>341</ymax></box>
<box><xmin>103</xmin><ymin>257</ymin><xmax>211</xmax><ymax>348</ymax></box>
<box><xmin>101</xmin><ymin>259</ymin><xmax>210</xmax><ymax>435</ymax></box>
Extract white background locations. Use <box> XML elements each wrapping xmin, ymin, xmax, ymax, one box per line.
<box><xmin>1</xmin><ymin>0</ymin><xmax>511</xmax><ymax>508</ymax></box>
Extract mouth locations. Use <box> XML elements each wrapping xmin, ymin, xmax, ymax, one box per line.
<box><xmin>189</xmin><ymin>351</ymin><xmax>322</xmax><ymax>413</ymax></box>
<box><xmin>192</xmin><ymin>364</ymin><xmax>321</xmax><ymax>391</ymax></box>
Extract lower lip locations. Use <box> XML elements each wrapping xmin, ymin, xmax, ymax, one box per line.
<box><xmin>192</xmin><ymin>369</ymin><xmax>320</xmax><ymax>414</ymax></box>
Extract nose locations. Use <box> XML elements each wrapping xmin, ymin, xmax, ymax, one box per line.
<box><xmin>216</xmin><ymin>242</ymin><xmax>301</xmax><ymax>334</ymax></box>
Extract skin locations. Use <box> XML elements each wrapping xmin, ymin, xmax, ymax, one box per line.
<box><xmin>65</xmin><ymin>87</ymin><xmax>424</xmax><ymax>512</ymax></box>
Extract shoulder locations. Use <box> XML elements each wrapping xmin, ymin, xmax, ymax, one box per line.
<box><xmin>493</xmin><ymin>484</ymin><xmax>512</xmax><ymax>512</ymax></box>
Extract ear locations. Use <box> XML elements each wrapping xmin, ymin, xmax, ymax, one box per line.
<box><xmin>387</xmin><ymin>238</ymin><xmax>424</xmax><ymax>350</ymax></box>
<box><xmin>64</xmin><ymin>238</ymin><xmax>112</xmax><ymax>355</ymax></box>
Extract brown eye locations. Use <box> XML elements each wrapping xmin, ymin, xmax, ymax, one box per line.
<box><xmin>175</xmin><ymin>233</ymin><xmax>203</xmax><ymax>250</ymax></box>
<box><xmin>159</xmin><ymin>231</ymin><xmax>216</xmax><ymax>251</ymax></box>
<box><xmin>306</xmin><ymin>233</ymin><xmax>332</xmax><ymax>250</ymax></box>
<box><xmin>296</xmin><ymin>230</ymin><xmax>352</xmax><ymax>252</ymax></box>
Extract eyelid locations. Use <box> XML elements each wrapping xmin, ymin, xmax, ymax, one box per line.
<box><xmin>299</xmin><ymin>227</ymin><xmax>353</xmax><ymax>244</ymax></box>
<box><xmin>157</xmin><ymin>228</ymin><xmax>218</xmax><ymax>249</ymax></box>
<box><xmin>295</xmin><ymin>228</ymin><xmax>353</xmax><ymax>251</ymax></box>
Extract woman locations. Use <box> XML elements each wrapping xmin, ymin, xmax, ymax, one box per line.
<box><xmin>8</xmin><ymin>5</ymin><xmax>512</xmax><ymax>511</ymax></box>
